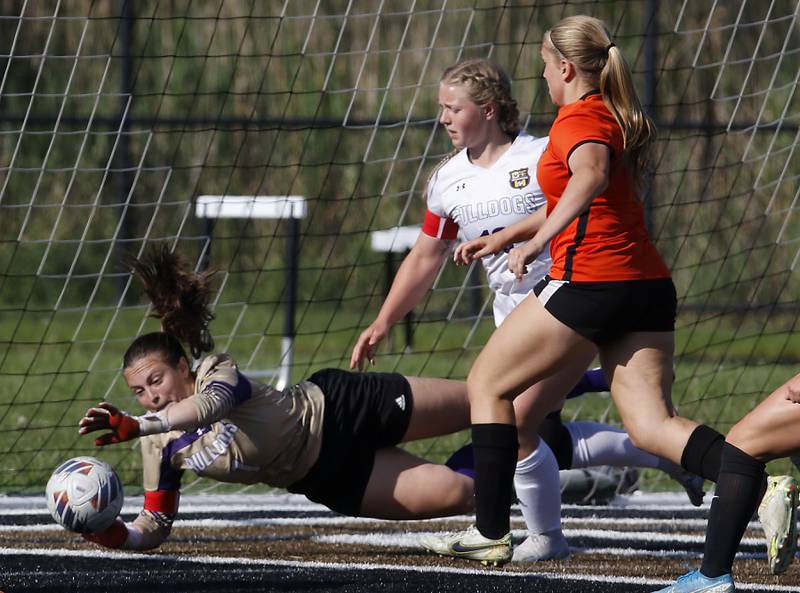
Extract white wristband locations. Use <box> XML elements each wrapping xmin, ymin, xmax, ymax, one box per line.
<box><xmin>135</xmin><ymin>409</ymin><xmax>171</xmax><ymax>436</ymax></box>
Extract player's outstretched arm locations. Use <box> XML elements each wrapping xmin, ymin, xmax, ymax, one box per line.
<box><xmin>79</xmin><ymin>399</ymin><xmax>205</xmax><ymax>445</ymax></box>
<box><xmin>84</xmin><ymin>491</ymin><xmax>179</xmax><ymax>551</ymax></box>
<box><xmin>453</xmin><ymin>208</ymin><xmax>546</xmax><ymax>265</ymax></box>
<box><xmin>350</xmin><ymin>232</ymin><xmax>450</xmax><ymax>370</ymax></box>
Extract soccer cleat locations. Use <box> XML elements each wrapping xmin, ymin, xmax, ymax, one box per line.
<box><xmin>419</xmin><ymin>525</ymin><xmax>512</xmax><ymax>566</ymax></box>
<box><xmin>665</xmin><ymin>464</ymin><xmax>705</xmax><ymax>507</ymax></box>
<box><xmin>652</xmin><ymin>569</ymin><xmax>734</xmax><ymax>592</ymax></box>
<box><xmin>511</xmin><ymin>530</ymin><xmax>570</xmax><ymax>562</ymax></box>
<box><xmin>757</xmin><ymin>474</ymin><xmax>798</xmax><ymax>575</ymax></box>
<box><xmin>559</xmin><ymin>467</ymin><xmax>621</xmax><ymax>505</ymax></box>
<box><xmin>615</xmin><ymin>466</ymin><xmax>641</xmax><ymax>495</ymax></box>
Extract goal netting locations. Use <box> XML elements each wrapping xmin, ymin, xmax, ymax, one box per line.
<box><xmin>1</xmin><ymin>0</ymin><xmax>799</xmax><ymax>494</ymax></box>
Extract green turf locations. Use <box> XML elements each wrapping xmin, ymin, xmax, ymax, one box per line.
<box><xmin>2</xmin><ymin>303</ymin><xmax>799</xmax><ymax>496</ymax></box>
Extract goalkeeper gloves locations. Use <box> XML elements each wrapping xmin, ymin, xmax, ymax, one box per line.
<box><xmin>79</xmin><ymin>402</ymin><xmax>170</xmax><ymax>445</ymax></box>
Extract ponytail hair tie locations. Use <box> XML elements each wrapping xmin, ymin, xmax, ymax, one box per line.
<box><xmin>605</xmin><ymin>42</ymin><xmax>615</xmax><ymax>54</ymax></box>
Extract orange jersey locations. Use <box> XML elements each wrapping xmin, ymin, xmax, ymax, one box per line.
<box><xmin>537</xmin><ymin>92</ymin><xmax>670</xmax><ymax>282</ymax></box>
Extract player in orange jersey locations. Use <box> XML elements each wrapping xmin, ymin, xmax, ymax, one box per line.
<box><xmin>423</xmin><ymin>16</ymin><xmax>729</xmax><ymax>570</ymax></box>
<box><xmin>353</xmin><ymin>58</ymin><xmax>702</xmax><ymax>564</ymax></box>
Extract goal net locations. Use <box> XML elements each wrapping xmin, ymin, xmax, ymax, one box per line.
<box><xmin>1</xmin><ymin>0</ymin><xmax>799</xmax><ymax>494</ymax></box>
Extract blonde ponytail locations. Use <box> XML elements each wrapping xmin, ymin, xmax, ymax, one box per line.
<box><xmin>546</xmin><ymin>15</ymin><xmax>656</xmax><ymax>184</ymax></box>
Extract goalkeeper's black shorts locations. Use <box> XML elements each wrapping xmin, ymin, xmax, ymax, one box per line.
<box><xmin>287</xmin><ymin>368</ymin><xmax>413</xmax><ymax>516</ymax></box>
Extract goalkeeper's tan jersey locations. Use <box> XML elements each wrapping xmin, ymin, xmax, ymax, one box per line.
<box><xmin>126</xmin><ymin>353</ymin><xmax>325</xmax><ymax>549</ymax></box>
<box><xmin>140</xmin><ymin>353</ymin><xmax>325</xmax><ymax>492</ymax></box>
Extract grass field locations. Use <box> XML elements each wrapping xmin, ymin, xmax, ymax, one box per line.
<box><xmin>1</xmin><ymin>301</ymin><xmax>799</xmax><ymax>495</ymax></box>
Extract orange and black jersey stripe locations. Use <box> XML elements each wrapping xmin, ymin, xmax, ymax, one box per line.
<box><xmin>537</xmin><ymin>91</ymin><xmax>670</xmax><ymax>282</ymax></box>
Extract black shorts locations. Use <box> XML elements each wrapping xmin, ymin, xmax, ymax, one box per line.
<box><xmin>287</xmin><ymin>368</ymin><xmax>413</xmax><ymax>516</ymax></box>
<box><xmin>534</xmin><ymin>275</ymin><xmax>677</xmax><ymax>345</ymax></box>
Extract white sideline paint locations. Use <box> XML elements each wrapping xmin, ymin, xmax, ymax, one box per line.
<box><xmin>0</xmin><ymin>491</ymin><xmax>703</xmax><ymax>514</ymax></box>
<box><xmin>0</xmin><ymin>547</ymin><xmax>798</xmax><ymax>592</ymax></box>
<box><xmin>0</xmin><ymin>502</ymin><xmax>334</xmax><ymax>517</ymax></box>
<box><xmin>313</xmin><ymin>532</ymin><xmax>770</xmax><ymax>561</ymax></box>
<box><xmin>0</xmin><ymin>493</ymin><xmax>329</xmax><ymax>515</ymax></box>
<box><xmin>0</xmin><ymin>515</ymin><xmax>724</xmax><ymax>533</ymax></box>
<box><xmin>312</xmin><ymin>529</ymin><xmax>768</xmax><ymax>549</ymax></box>
<box><xmin>0</xmin><ymin>512</ymin><xmax>716</xmax><ymax>532</ymax></box>
<box><xmin>0</xmin><ymin>521</ymin><xmax>770</xmax><ymax>554</ymax></box>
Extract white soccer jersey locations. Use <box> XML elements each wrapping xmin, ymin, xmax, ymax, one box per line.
<box><xmin>423</xmin><ymin>132</ymin><xmax>551</xmax><ymax>318</ymax></box>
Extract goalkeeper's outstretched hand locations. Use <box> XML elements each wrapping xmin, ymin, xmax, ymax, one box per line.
<box><xmin>78</xmin><ymin>402</ymin><xmax>140</xmax><ymax>446</ymax></box>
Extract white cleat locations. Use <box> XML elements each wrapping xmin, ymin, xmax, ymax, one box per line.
<box><xmin>419</xmin><ymin>525</ymin><xmax>512</xmax><ymax>567</ymax></box>
<box><xmin>512</xmin><ymin>529</ymin><xmax>570</xmax><ymax>562</ymax></box>
<box><xmin>758</xmin><ymin>474</ymin><xmax>798</xmax><ymax>575</ymax></box>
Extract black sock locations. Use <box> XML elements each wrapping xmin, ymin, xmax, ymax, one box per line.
<box><xmin>472</xmin><ymin>423</ymin><xmax>518</xmax><ymax>539</ymax></box>
<box><xmin>680</xmin><ymin>424</ymin><xmax>725</xmax><ymax>482</ymax></box>
<box><xmin>700</xmin><ymin>442</ymin><xmax>766</xmax><ymax>577</ymax></box>
<box><xmin>537</xmin><ymin>410</ymin><xmax>573</xmax><ymax>470</ymax></box>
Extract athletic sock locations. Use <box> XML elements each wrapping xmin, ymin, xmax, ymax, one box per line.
<box><xmin>701</xmin><ymin>442</ymin><xmax>766</xmax><ymax>577</ymax></box>
<box><xmin>472</xmin><ymin>423</ymin><xmax>518</xmax><ymax>539</ymax></box>
<box><xmin>680</xmin><ymin>424</ymin><xmax>725</xmax><ymax>482</ymax></box>
<box><xmin>514</xmin><ymin>439</ymin><xmax>562</xmax><ymax>536</ymax></box>
<box><xmin>566</xmin><ymin>421</ymin><xmax>661</xmax><ymax>469</ymax></box>
<box><xmin>566</xmin><ymin>367</ymin><xmax>609</xmax><ymax>398</ymax></box>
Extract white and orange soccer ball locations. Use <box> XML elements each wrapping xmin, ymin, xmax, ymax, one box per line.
<box><xmin>45</xmin><ymin>456</ymin><xmax>124</xmax><ymax>533</ymax></box>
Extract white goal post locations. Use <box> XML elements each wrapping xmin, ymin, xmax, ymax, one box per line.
<box><xmin>195</xmin><ymin>195</ymin><xmax>308</xmax><ymax>390</ymax></box>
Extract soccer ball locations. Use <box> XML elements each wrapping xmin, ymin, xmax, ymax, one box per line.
<box><xmin>45</xmin><ymin>456</ymin><xmax>124</xmax><ymax>533</ymax></box>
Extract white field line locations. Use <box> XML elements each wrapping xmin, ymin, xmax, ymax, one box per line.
<box><xmin>313</xmin><ymin>528</ymin><xmax>768</xmax><ymax>548</ymax></box>
<box><xmin>0</xmin><ymin>491</ymin><xmax>701</xmax><ymax>514</ymax></box>
<box><xmin>0</xmin><ymin>502</ymin><xmax>332</xmax><ymax>516</ymax></box>
<box><xmin>0</xmin><ymin>502</ymin><xmax>706</xmax><ymax>515</ymax></box>
<box><xmin>0</xmin><ymin>513</ymin><xmax>754</xmax><ymax>537</ymax></box>
<box><xmin>0</xmin><ymin>523</ymin><xmax>767</xmax><ymax>550</ymax></box>
<box><xmin>0</xmin><ymin>515</ymin><xmax>717</xmax><ymax>531</ymax></box>
<box><xmin>0</xmin><ymin>546</ymin><xmax>796</xmax><ymax>592</ymax></box>
<box><xmin>314</xmin><ymin>532</ymin><xmax>771</xmax><ymax>561</ymax></box>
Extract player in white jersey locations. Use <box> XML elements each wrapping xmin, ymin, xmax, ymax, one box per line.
<box><xmin>351</xmin><ymin>58</ymin><xmax>702</xmax><ymax>563</ymax></box>
<box><xmin>77</xmin><ymin>246</ymin><xmax>480</xmax><ymax>551</ymax></box>
<box><xmin>425</xmin><ymin>129</ymin><xmax>551</xmax><ymax>322</ymax></box>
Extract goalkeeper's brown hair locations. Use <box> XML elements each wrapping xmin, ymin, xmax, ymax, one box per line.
<box><xmin>123</xmin><ymin>244</ymin><xmax>216</xmax><ymax>368</ymax></box>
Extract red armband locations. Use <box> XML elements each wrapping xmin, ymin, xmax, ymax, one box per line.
<box><xmin>422</xmin><ymin>209</ymin><xmax>458</xmax><ymax>240</ymax></box>
<box><xmin>83</xmin><ymin>518</ymin><xmax>128</xmax><ymax>549</ymax></box>
<box><xmin>144</xmin><ymin>489</ymin><xmax>180</xmax><ymax>513</ymax></box>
